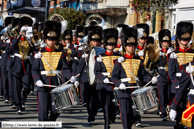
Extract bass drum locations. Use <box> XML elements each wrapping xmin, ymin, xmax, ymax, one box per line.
<box><xmin>88</xmin><ymin>47</ymin><xmax>106</xmax><ymax>86</ymax></box>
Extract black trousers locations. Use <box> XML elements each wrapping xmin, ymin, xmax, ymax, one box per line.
<box><xmin>100</xmin><ymin>90</ymin><xmax>116</xmax><ymax>129</ymax></box>
<box><xmin>119</xmin><ymin>98</ymin><xmax>141</xmax><ymax>129</ymax></box>
<box><xmin>85</xmin><ymin>82</ymin><xmax>100</xmax><ymax>122</ymax></box>
<box><xmin>8</xmin><ymin>71</ymin><xmax>15</xmax><ymax>105</ymax></box>
<box><xmin>12</xmin><ymin>72</ymin><xmax>31</xmax><ymax>111</ymax></box>
<box><xmin>1</xmin><ymin>65</ymin><xmax>9</xmax><ymax>100</ymax></box>
<box><xmin>0</xmin><ymin>68</ymin><xmax>3</xmax><ymax>96</ymax></box>
<box><xmin>80</xmin><ymin>83</ymin><xmax>86</xmax><ymax>104</ymax></box>
<box><xmin>157</xmin><ymin>82</ymin><xmax>171</xmax><ymax>117</ymax></box>
<box><xmin>38</xmin><ymin>91</ymin><xmax>60</xmax><ymax>121</ymax></box>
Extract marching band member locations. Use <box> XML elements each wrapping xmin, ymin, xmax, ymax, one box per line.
<box><xmin>32</xmin><ymin>20</ymin><xmax>76</xmax><ymax>121</ymax></box>
<box><xmin>10</xmin><ymin>16</ymin><xmax>35</xmax><ymax>114</ymax></box>
<box><xmin>0</xmin><ymin>16</ymin><xmax>15</xmax><ymax>103</ymax></box>
<box><xmin>0</xmin><ymin>17</ymin><xmax>14</xmax><ymax>103</ymax></box>
<box><xmin>111</xmin><ymin>27</ymin><xmax>157</xmax><ymax>129</ymax></box>
<box><xmin>75</xmin><ymin>26</ymin><xmax>85</xmax><ymax>49</ymax></box>
<box><xmin>72</xmin><ymin>29</ymin><xmax>77</xmax><ymax>44</ymax></box>
<box><xmin>32</xmin><ymin>22</ymin><xmax>45</xmax><ymax>51</ymax></box>
<box><xmin>155</xmin><ymin>29</ymin><xmax>172</xmax><ymax>121</ymax></box>
<box><xmin>75</xmin><ymin>25</ymin><xmax>102</xmax><ymax>125</ymax></box>
<box><xmin>114</xmin><ymin>24</ymin><xmax>129</xmax><ymax>54</ymax></box>
<box><xmin>62</xmin><ymin>29</ymin><xmax>79</xmax><ymax>82</ymax></box>
<box><xmin>0</xmin><ymin>26</ymin><xmax>5</xmax><ymax>98</ymax></box>
<box><xmin>6</xmin><ymin>17</ymin><xmax>20</xmax><ymax>108</ymax></box>
<box><xmin>94</xmin><ymin>28</ymin><xmax>120</xmax><ymax>129</ymax></box>
<box><xmin>168</xmin><ymin>21</ymin><xmax>193</xmax><ymax>129</ymax></box>
<box><xmin>134</xmin><ymin>23</ymin><xmax>150</xmax><ymax>71</ymax></box>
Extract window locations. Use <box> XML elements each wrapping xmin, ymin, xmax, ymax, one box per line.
<box><xmin>83</xmin><ymin>0</ymin><xmax>103</xmax><ymax>3</ymax></box>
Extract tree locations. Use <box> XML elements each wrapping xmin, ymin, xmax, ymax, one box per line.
<box><xmin>130</xmin><ymin>0</ymin><xmax>179</xmax><ymax>14</ymax></box>
<box><xmin>49</xmin><ymin>8</ymin><xmax>86</xmax><ymax>29</ymax></box>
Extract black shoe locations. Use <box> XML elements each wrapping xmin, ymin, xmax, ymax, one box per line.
<box><xmin>98</xmin><ymin>108</ymin><xmax>103</xmax><ymax>112</ymax></box>
<box><xmin>134</xmin><ymin>123</ymin><xmax>141</xmax><ymax>127</ymax></box>
<box><xmin>0</xmin><ymin>95</ymin><xmax>3</xmax><ymax>99</ymax></box>
<box><xmin>162</xmin><ymin>117</ymin><xmax>167</xmax><ymax>121</ymax></box>
<box><xmin>16</xmin><ymin>110</ymin><xmax>22</xmax><ymax>115</ymax></box>
<box><xmin>30</xmin><ymin>91</ymin><xmax>34</xmax><ymax>95</ymax></box>
<box><xmin>22</xmin><ymin>104</ymin><xmax>25</xmax><ymax>111</ymax></box>
<box><xmin>88</xmin><ymin>121</ymin><xmax>93</xmax><ymax>125</ymax></box>
<box><xmin>115</xmin><ymin>115</ymin><xmax>121</xmax><ymax>119</ymax></box>
<box><xmin>82</xmin><ymin>103</ymin><xmax>86</xmax><ymax>107</ymax></box>
<box><xmin>4</xmin><ymin>99</ymin><xmax>9</xmax><ymax>103</ymax></box>
<box><xmin>11</xmin><ymin>105</ymin><xmax>16</xmax><ymax>109</ymax></box>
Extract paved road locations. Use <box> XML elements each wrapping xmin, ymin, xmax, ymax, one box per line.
<box><xmin>0</xmin><ymin>92</ymin><xmax>175</xmax><ymax>129</ymax></box>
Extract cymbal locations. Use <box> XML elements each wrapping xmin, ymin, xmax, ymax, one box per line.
<box><xmin>148</xmin><ymin>44</ymin><xmax>160</xmax><ymax>62</ymax></box>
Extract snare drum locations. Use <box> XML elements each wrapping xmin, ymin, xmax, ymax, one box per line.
<box><xmin>51</xmin><ymin>84</ymin><xmax>79</xmax><ymax>112</ymax></box>
<box><xmin>131</xmin><ymin>86</ymin><xmax>158</xmax><ymax>114</ymax></box>
<box><xmin>88</xmin><ymin>47</ymin><xmax>106</xmax><ymax>85</ymax></box>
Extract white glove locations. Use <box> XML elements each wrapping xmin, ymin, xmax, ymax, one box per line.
<box><xmin>78</xmin><ymin>47</ymin><xmax>83</xmax><ymax>50</ymax></box>
<box><xmin>151</xmin><ymin>76</ymin><xmax>157</xmax><ymax>84</ymax></box>
<box><xmin>66</xmin><ymin>43</ymin><xmax>70</xmax><ymax>49</ymax></box>
<box><xmin>119</xmin><ymin>46</ymin><xmax>123</xmax><ymax>52</ymax></box>
<box><xmin>169</xmin><ymin>109</ymin><xmax>177</xmax><ymax>121</ymax></box>
<box><xmin>20</xmin><ymin>26</ymin><xmax>28</xmax><ymax>32</ymax></box>
<box><xmin>36</xmin><ymin>80</ymin><xmax>43</xmax><ymax>87</ymax></box>
<box><xmin>74</xmin><ymin>81</ymin><xmax>79</xmax><ymax>88</ymax></box>
<box><xmin>96</xmin><ymin>55</ymin><xmax>102</xmax><ymax>62</ymax></box>
<box><xmin>74</xmin><ymin>44</ymin><xmax>78</xmax><ymax>48</ymax></box>
<box><xmin>166</xmin><ymin>47</ymin><xmax>174</xmax><ymax>55</ymax></box>
<box><xmin>186</xmin><ymin>65</ymin><xmax>194</xmax><ymax>73</ymax></box>
<box><xmin>1</xmin><ymin>35</ymin><xmax>6</xmax><ymax>40</ymax></box>
<box><xmin>34</xmin><ymin>51</ymin><xmax>42</xmax><ymax>59</ymax></box>
<box><xmin>118</xmin><ymin>56</ymin><xmax>124</xmax><ymax>63</ymax></box>
<box><xmin>103</xmin><ymin>78</ymin><xmax>110</xmax><ymax>84</ymax></box>
<box><xmin>113</xmin><ymin>48</ymin><xmax>117</xmax><ymax>52</ymax></box>
<box><xmin>119</xmin><ymin>83</ymin><xmax>126</xmax><ymax>90</ymax></box>
<box><xmin>70</xmin><ymin>76</ymin><xmax>76</xmax><ymax>83</ymax></box>
<box><xmin>170</xmin><ymin>52</ymin><xmax>178</xmax><ymax>59</ymax></box>
<box><xmin>138</xmin><ymin>50</ymin><xmax>144</xmax><ymax>57</ymax></box>
<box><xmin>82</xmin><ymin>53</ymin><xmax>88</xmax><ymax>58</ymax></box>
<box><xmin>159</xmin><ymin>51</ymin><xmax>164</xmax><ymax>56</ymax></box>
<box><xmin>6</xmin><ymin>39</ymin><xmax>10</xmax><ymax>44</ymax></box>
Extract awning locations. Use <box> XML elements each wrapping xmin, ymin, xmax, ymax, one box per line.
<box><xmin>85</xmin><ymin>8</ymin><xmax>127</xmax><ymax>17</ymax></box>
<box><xmin>8</xmin><ymin>7</ymin><xmax>45</xmax><ymax>18</ymax></box>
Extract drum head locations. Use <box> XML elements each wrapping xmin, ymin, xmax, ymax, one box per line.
<box><xmin>51</xmin><ymin>84</ymin><xmax>74</xmax><ymax>93</ymax></box>
<box><xmin>88</xmin><ymin>48</ymin><xmax>96</xmax><ymax>85</ymax></box>
<box><xmin>131</xmin><ymin>86</ymin><xmax>152</xmax><ymax>94</ymax></box>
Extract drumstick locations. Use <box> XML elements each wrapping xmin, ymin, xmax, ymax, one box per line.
<box><xmin>143</xmin><ymin>75</ymin><xmax>160</xmax><ymax>87</ymax></box>
<box><xmin>43</xmin><ymin>84</ymin><xmax>57</xmax><ymax>88</ymax></box>
<box><xmin>62</xmin><ymin>73</ymin><xmax>81</xmax><ymax>85</ymax></box>
<box><xmin>114</xmin><ymin>86</ymin><xmax>140</xmax><ymax>90</ymax></box>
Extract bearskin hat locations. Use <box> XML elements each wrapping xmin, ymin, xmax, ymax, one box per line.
<box><xmin>121</xmin><ymin>27</ymin><xmax>137</xmax><ymax>51</ymax></box>
<box><xmin>63</xmin><ymin>29</ymin><xmax>72</xmax><ymax>41</ymax></box>
<box><xmin>103</xmin><ymin>28</ymin><xmax>118</xmax><ymax>46</ymax></box>
<box><xmin>76</xmin><ymin>26</ymin><xmax>84</xmax><ymax>38</ymax></box>
<box><xmin>135</xmin><ymin>23</ymin><xmax>149</xmax><ymax>39</ymax></box>
<box><xmin>43</xmin><ymin>20</ymin><xmax>61</xmax><ymax>41</ymax></box>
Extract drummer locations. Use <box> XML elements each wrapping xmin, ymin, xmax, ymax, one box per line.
<box><xmin>111</xmin><ymin>27</ymin><xmax>158</xmax><ymax>129</ymax></box>
<box><xmin>168</xmin><ymin>22</ymin><xmax>193</xmax><ymax>129</ymax></box>
<box><xmin>155</xmin><ymin>29</ymin><xmax>172</xmax><ymax>121</ymax></box>
<box><xmin>74</xmin><ymin>25</ymin><xmax>102</xmax><ymax>125</ymax></box>
<box><xmin>32</xmin><ymin>20</ymin><xmax>76</xmax><ymax>121</ymax></box>
<box><xmin>94</xmin><ymin>28</ymin><xmax>120</xmax><ymax>129</ymax></box>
